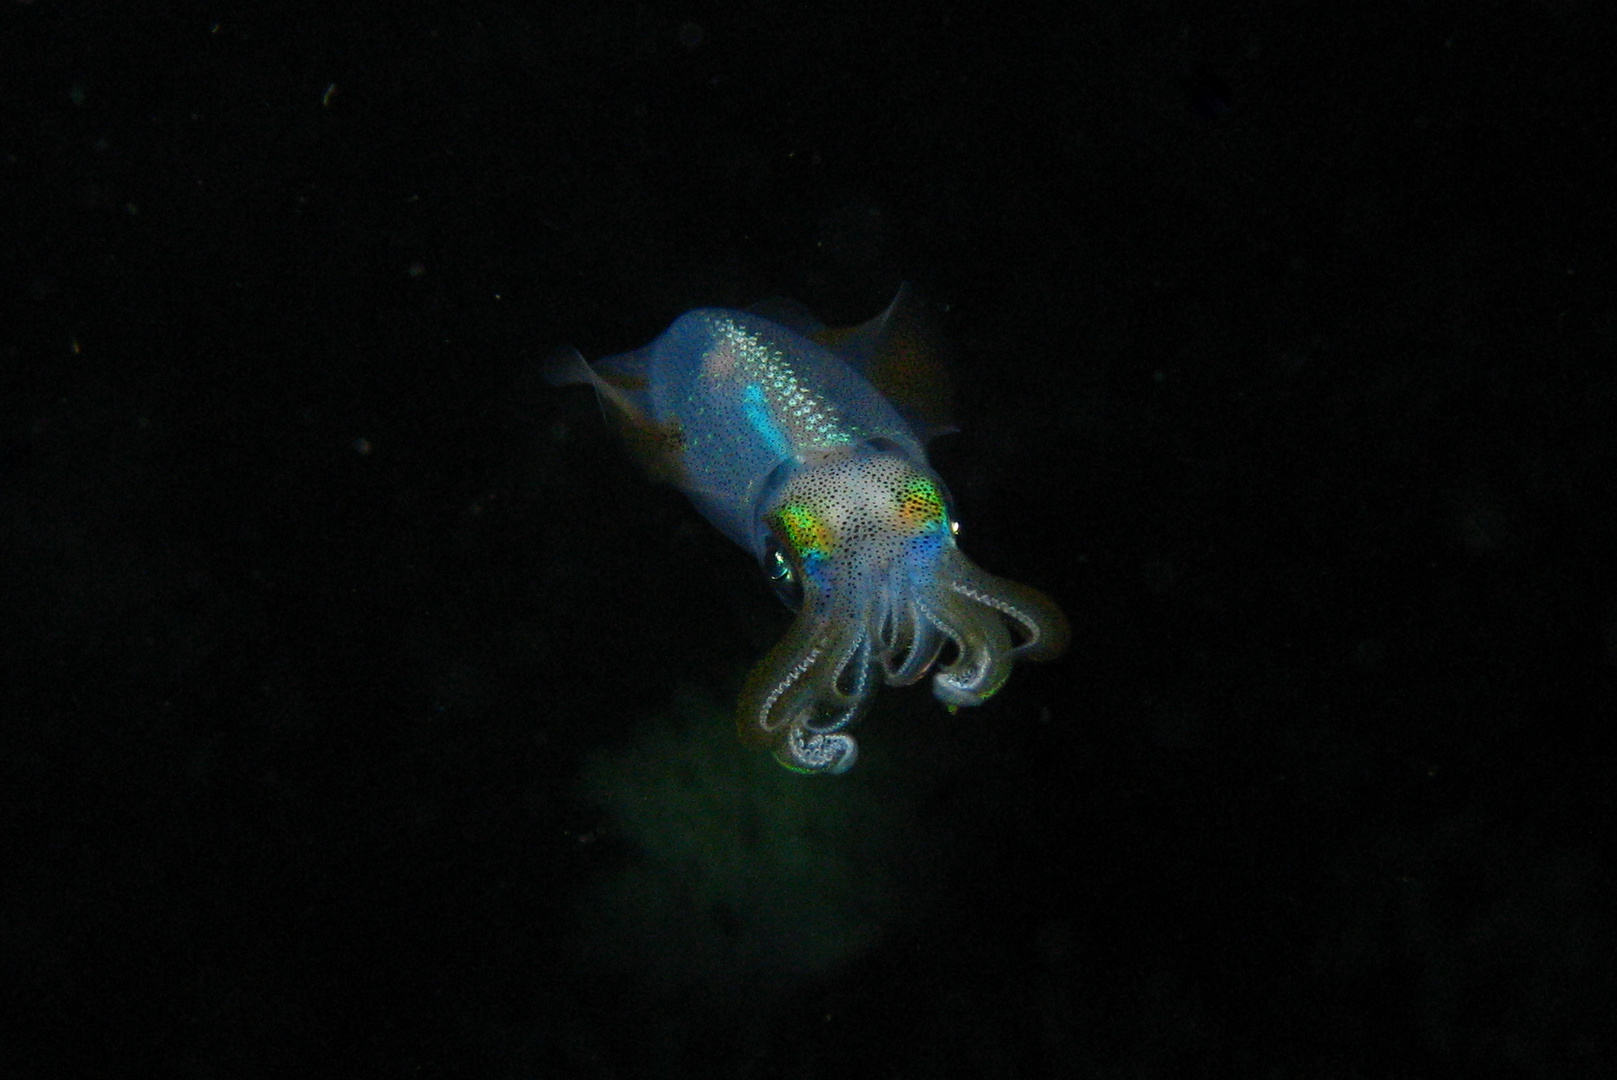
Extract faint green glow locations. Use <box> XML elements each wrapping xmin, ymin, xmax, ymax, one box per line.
<box><xmin>573</xmin><ymin>688</ymin><xmax>941</xmax><ymax>988</ymax></box>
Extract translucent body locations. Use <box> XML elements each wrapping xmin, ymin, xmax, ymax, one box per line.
<box><xmin>550</xmin><ymin>289</ymin><xmax>1067</xmax><ymax>773</ymax></box>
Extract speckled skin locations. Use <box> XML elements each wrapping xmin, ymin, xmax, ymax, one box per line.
<box><xmin>552</xmin><ymin>290</ymin><xmax>1067</xmax><ymax>773</ymax></box>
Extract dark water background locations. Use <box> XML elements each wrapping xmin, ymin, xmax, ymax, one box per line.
<box><xmin>4</xmin><ymin>3</ymin><xmax>1612</xmax><ymax>1076</ymax></box>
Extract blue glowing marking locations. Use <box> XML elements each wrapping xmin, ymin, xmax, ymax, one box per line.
<box><xmin>742</xmin><ymin>383</ymin><xmax>792</xmax><ymax>459</ymax></box>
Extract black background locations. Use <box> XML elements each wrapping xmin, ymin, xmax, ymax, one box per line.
<box><xmin>4</xmin><ymin>3</ymin><xmax>1614</xmax><ymax>1077</ymax></box>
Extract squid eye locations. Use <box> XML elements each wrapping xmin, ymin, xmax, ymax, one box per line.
<box><xmin>763</xmin><ymin>539</ymin><xmax>804</xmax><ymax>611</ymax></box>
<box><xmin>949</xmin><ymin>518</ymin><xmax>961</xmax><ymax>536</ymax></box>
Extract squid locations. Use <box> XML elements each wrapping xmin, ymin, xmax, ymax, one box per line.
<box><xmin>549</xmin><ymin>286</ymin><xmax>1068</xmax><ymax>773</ymax></box>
